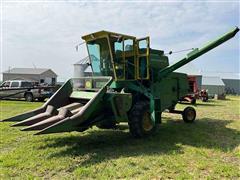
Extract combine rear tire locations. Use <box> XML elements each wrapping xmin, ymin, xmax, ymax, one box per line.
<box><xmin>25</xmin><ymin>93</ymin><xmax>34</xmax><ymax>102</ymax></box>
<box><xmin>128</xmin><ymin>101</ymin><xmax>156</xmax><ymax>138</ymax></box>
<box><xmin>182</xmin><ymin>107</ymin><xmax>196</xmax><ymax>123</ymax></box>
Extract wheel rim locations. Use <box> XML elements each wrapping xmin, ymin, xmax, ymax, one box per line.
<box><xmin>186</xmin><ymin>110</ymin><xmax>195</xmax><ymax>121</ymax></box>
<box><xmin>26</xmin><ymin>95</ymin><xmax>32</xmax><ymax>101</ymax></box>
<box><xmin>142</xmin><ymin>112</ymin><xmax>153</xmax><ymax>131</ymax></box>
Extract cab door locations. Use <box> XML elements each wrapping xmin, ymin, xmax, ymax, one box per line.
<box><xmin>112</xmin><ymin>36</ymin><xmax>125</xmax><ymax>80</ymax></box>
<box><xmin>137</xmin><ymin>37</ymin><xmax>150</xmax><ymax>80</ymax></box>
<box><xmin>123</xmin><ymin>38</ymin><xmax>135</xmax><ymax>80</ymax></box>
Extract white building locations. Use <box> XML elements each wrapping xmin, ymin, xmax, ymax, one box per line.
<box><xmin>201</xmin><ymin>76</ymin><xmax>225</xmax><ymax>97</ymax></box>
<box><xmin>203</xmin><ymin>72</ymin><xmax>240</xmax><ymax>95</ymax></box>
<box><xmin>3</xmin><ymin>68</ymin><xmax>57</xmax><ymax>85</ymax></box>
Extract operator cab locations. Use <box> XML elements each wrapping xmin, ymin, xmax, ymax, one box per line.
<box><xmin>82</xmin><ymin>31</ymin><xmax>150</xmax><ymax>81</ymax></box>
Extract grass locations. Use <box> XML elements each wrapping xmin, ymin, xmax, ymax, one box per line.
<box><xmin>0</xmin><ymin>97</ymin><xmax>239</xmax><ymax>179</ymax></box>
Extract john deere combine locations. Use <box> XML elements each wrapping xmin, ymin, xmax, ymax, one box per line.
<box><xmin>2</xmin><ymin>27</ymin><xmax>239</xmax><ymax>137</ymax></box>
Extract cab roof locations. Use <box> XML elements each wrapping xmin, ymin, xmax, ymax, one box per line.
<box><xmin>81</xmin><ymin>30</ymin><xmax>136</xmax><ymax>41</ymax></box>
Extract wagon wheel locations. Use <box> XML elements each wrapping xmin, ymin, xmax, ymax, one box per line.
<box><xmin>128</xmin><ymin>101</ymin><xmax>156</xmax><ymax>138</ymax></box>
<box><xmin>182</xmin><ymin>106</ymin><xmax>196</xmax><ymax>123</ymax></box>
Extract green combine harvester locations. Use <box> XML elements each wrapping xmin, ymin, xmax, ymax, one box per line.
<box><xmin>2</xmin><ymin>27</ymin><xmax>239</xmax><ymax>137</ymax></box>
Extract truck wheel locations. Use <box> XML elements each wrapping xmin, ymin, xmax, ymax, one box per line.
<box><xmin>128</xmin><ymin>101</ymin><xmax>156</xmax><ymax>138</ymax></box>
<box><xmin>182</xmin><ymin>107</ymin><xmax>196</xmax><ymax>123</ymax></box>
<box><xmin>25</xmin><ymin>93</ymin><xmax>34</xmax><ymax>102</ymax></box>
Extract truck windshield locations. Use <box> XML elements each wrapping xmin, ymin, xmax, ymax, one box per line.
<box><xmin>87</xmin><ymin>38</ymin><xmax>113</xmax><ymax>76</ymax></box>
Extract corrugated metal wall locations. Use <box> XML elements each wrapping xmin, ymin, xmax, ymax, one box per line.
<box><xmin>201</xmin><ymin>85</ymin><xmax>225</xmax><ymax>96</ymax></box>
<box><xmin>222</xmin><ymin>79</ymin><xmax>240</xmax><ymax>95</ymax></box>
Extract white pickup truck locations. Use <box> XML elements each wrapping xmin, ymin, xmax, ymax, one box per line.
<box><xmin>0</xmin><ymin>80</ymin><xmax>53</xmax><ymax>102</ymax></box>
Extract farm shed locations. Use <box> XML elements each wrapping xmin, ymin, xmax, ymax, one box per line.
<box><xmin>223</xmin><ymin>79</ymin><xmax>240</xmax><ymax>95</ymax></box>
<box><xmin>201</xmin><ymin>76</ymin><xmax>225</xmax><ymax>97</ymax></box>
<box><xmin>203</xmin><ymin>72</ymin><xmax>240</xmax><ymax>95</ymax></box>
<box><xmin>3</xmin><ymin>68</ymin><xmax>57</xmax><ymax>85</ymax></box>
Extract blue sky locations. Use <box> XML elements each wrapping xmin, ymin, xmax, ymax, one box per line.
<box><xmin>1</xmin><ymin>1</ymin><xmax>239</xmax><ymax>81</ymax></box>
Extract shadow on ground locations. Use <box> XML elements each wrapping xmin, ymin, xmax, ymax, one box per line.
<box><xmin>194</xmin><ymin>103</ymin><xmax>223</xmax><ymax>107</ymax></box>
<box><xmin>37</xmin><ymin>118</ymin><xmax>239</xmax><ymax>167</ymax></box>
<box><xmin>179</xmin><ymin>101</ymin><xmax>222</xmax><ymax>107</ymax></box>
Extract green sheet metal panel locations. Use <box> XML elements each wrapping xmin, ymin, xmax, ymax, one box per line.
<box><xmin>152</xmin><ymin>72</ymin><xmax>188</xmax><ymax>111</ymax></box>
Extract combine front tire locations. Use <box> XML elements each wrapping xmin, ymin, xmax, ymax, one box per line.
<box><xmin>128</xmin><ymin>101</ymin><xmax>156</xmax><ymax>138</ymax></box>
<box><xmin>182</xmin><ymin>107</ymin><xmax>196</xmax><ymax>123</ymax></box>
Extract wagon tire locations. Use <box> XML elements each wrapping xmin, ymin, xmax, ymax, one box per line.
<box><xmin>128</xmin><ymin>101</ymin><xmax>156</xmax><ymax>138</ymax></box>
<box><xmin>182</xmin><ymin>106</ymin><xmax>196</xmax><ymax>123</ymax></box>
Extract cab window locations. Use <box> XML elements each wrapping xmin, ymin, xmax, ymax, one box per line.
<box><xmin>110</xmin><ymin>35</ymin><xmax>125</xmax><ymax>79</ymax></box>
<box><xmin>87</xmin><ymin>38</ymin><xmax>113</xmax><ymax>77</ymax></box>
<box><xmin>124</xmin><ymin>39</ymin><xmax>135</xmax><ymax>79</ymax></box>
<box><xmin>139</xmin><ymin>39</ymin><xmax>147</xmax><ymax>54</ymax></box>
<box><xmin>10</xmin><ymin>82</ymin><xmax>19</xmax><ymax>88</ymax></box>
<box><xmin>137</xmin><ymin>38</ymin><xmax>149</xmax><ymax>79</ymax></box>
<box><xmin>114</xmin><ymin>41</ymin><xmax>123</xmax><ymax>60</ymax></box>
<box><xmin>124</xmin><ymin>39</ymin><xmax>133</xmax><ymax>52</ymax></box>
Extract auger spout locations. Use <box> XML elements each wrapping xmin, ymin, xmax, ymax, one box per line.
<box><xmin>158</xmin><ymin>27</ymin><xmax>239</xmax><ymax>79</ymax></box>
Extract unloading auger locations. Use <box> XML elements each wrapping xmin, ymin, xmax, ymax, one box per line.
<box><xmin>2</xmin><ymin>27</ymin><xmax>239</xmax><ymax>137</ymax></box>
